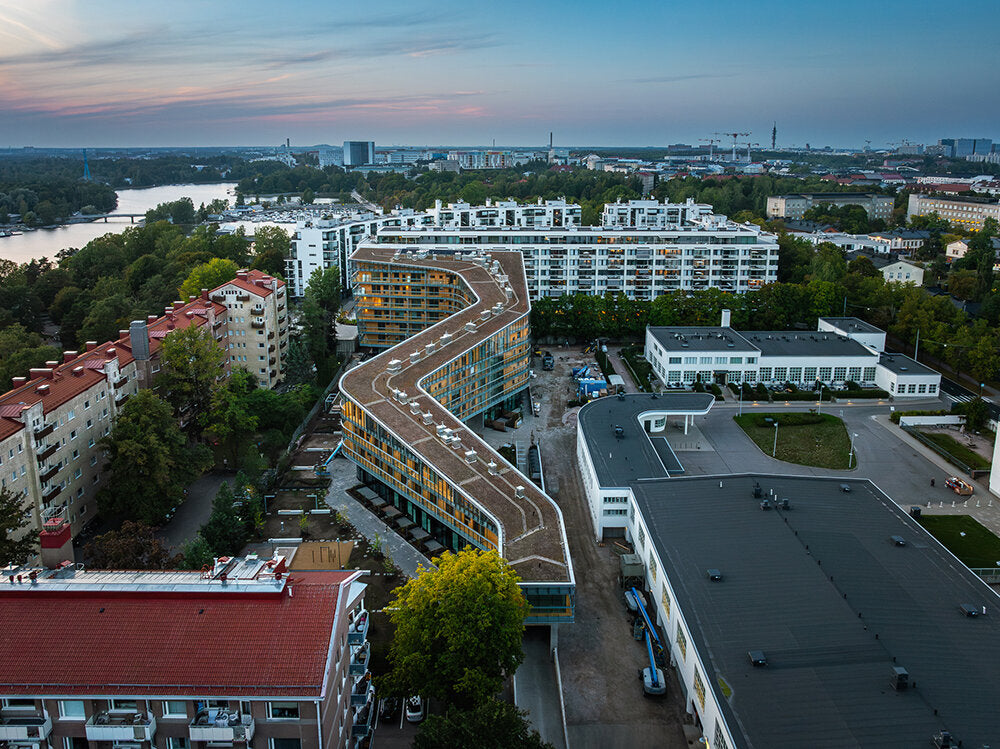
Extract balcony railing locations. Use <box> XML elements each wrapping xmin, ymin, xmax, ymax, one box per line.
<box><xmin>267</xmin><ymin>332</ymin><xmax>275</xmax><ymax>340</ymax></box>
<box><xmin>250</xmin><ymin>319</ymin><xmax>265</xmax><ymax>329</ymax></box>
<box><xmin>36</xmin><ymin>443</ymin><xmax>58</xmax><ymax>462</ymax></box>
<box><xmin>350</xmin><ymin>696</ymin><xmax>374</xmax><ymax>739</ymax></box>
<box><xmin>42</xmin><ymin>485</ymin><xmax>62</xmax><ymax>503</ymax></box>
<box><xmin>33</xmin><ymin>423</ymin><xmax>54</xmax><ymax>440</ymax></box>
<box><xmin>114</xmin><ymin>376</ymin><xmax>129</xmax><ymax>389</ymax></box>
<box><xmin>85</xmin><ymin>712</ymin><xmax>156</xmax><ymax>742</ymax></box>
<box><xmin>251</xmin><ymin>305</ymin><xmax>264</xmax><ymax>315</ymax></box>
<box><xmin>0</xmin><ymin>711</ymin><xmax>53</xmax><ymax>742</ymax></box>
<box><xmin>188</xmin><ymin>711</ymin><xmax>254</xmax><ymax>743</ymax></box>
<box><xmin>351</xmin><ymin>679</ymin><xmax>374</xmax><ymax>708</ymax></box>
<box><xmin>268</xmin><ymin>344</ymin><xmax>276</xmax><ymax>353</ymax></box>
<box><xmin>348</xmin><ymin>609</ymin><xmax>369</xmax><ymax>645</ymax></box>
<box><xmin>39</xmin><ymin>465</ymin><xmax>58</xmax><ymax>484</ymax></box>
<box><xmin>349</xmin><ymin>641</ymin><xmax>370</xmax><ymax>677</ymax></box>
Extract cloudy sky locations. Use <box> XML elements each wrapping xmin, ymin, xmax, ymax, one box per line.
<box><xmin>1</xmin><ymin>0</ymin><xmax>998</xmax><ymax>149</ymax></box>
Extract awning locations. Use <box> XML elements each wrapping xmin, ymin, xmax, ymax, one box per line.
<box><xmin>409</xmin><ymin>527</ymin><xmax>430</xmax><ymax>542</ymax></box>
<box><xmin>424</xmin><ymin>540</ymin><xmax>444</xmax><ymax>555</ymax></box>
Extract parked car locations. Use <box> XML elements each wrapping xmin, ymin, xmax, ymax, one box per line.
<box><xmin>404</xmin><ymin>696</ymin><xmax>425</xmax><ymax>723</ymax></box>
<box><xmin>378</xmin><ymin>697</ymin><xmax>399</xmax><ymax>723</ymax></box>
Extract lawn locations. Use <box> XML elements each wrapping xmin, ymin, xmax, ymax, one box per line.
<box><xmin>620</xmin><ymin>346</ymin><xmax>653</xmax><ymax>392</ymax></box>
<box><xmin>918</xmin><ymin>431</ymin><xmax>991</xmax><ymax>470</ymax></box>
<box><xmin>734</xmin><ymin>412</ymin><xmax>854</xmax><ymax>469</ymax></box>
<box><xmin>918</xmin><ymin>515</ymin><xmax>1000</xmax><ymax>569</ymax></box>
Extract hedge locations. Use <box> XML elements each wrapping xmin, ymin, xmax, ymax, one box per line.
<box><xmin>836</xmin><ymin>388</ymin><xmax>890</xmax><ymax>399</ymax></box>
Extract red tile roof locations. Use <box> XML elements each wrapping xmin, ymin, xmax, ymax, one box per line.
<box><xmin>219</xmin><ymin>269</ymin><xmax>285</xmax><ymax>299</ymax></box>
<box><xmin>0</xmin><ymin>571</ymin><xmax>357</xmax><ymax>697</ymax></box>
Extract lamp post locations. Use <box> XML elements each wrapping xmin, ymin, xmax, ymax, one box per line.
<box><xmin>849</xmin><ymin>432</ymin><xmax>859</xmax><ymax>468</ymax></box>
<box><xmin>772</xmin><ymin>421</ymin><xmax>779</xmax><ymax>457</ymax></box>
<box><xmin>816</xmin><ymin>380</ymin><xmax>822</xmax><ymax>414</ymax></box>
<box><xmin>739</xmin><ymin>380</ymin><xmax>744</xmax><ymax>417</ymax></box>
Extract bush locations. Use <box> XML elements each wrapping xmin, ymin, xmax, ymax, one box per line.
<box><xmin>709</xmin><ymin>383</ymin><xmax>724</xmax><ymax>401</ymax></box>
<box><xmin>743</xmin><ymin>412</ymin><xmax>828</xmax><ymax>428</ymax></box>
<box><xmin>728</xmin><ymin>382</ymin><xmax>740</xmax><ymax>395</ymax></box>
<box><xmin>837</xmin><ymin>388</ymin><xmax>889</xmax><ymax>399</ymax></box>
<box><xmin>693</xmin><ymin>381</ymin><xmax>705</xmax><ymax>393</ymax></box>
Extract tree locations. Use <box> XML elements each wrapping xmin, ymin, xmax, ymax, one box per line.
<box><xmin>157</xmin><ymin>325</ymin><xmax>227</xmax><ymax>432</ymax></box>
<box><xmin>178</xmin><ymin>258</ymin><xmax>239</xmax><ymax>300</ymax></box>
<box><xmin>415</xmin><ymin>700</ymin><xmax>553</xmax><ymax>749</ymax></box>
<box><xmin>381</xmin><ymin>549</ymin><xmax>528</xmax><ymax>708</ymax></box>
<box><xmin>199</xmin><ymin>482</ymin><xmax>248</xmax><ymax>555</ymax></box>
<box><xmin>301</xmin><ymin>187</ymin><xmax>315</xmax><ymax>204</ymax></box>
<box><xmin>0</xmin><ymin>486</ymin><xmax>36</xmax><ymax>566</ymax></box>
<box><xmin>99</xmin><ymin>390</ymin><xmax>211</xmax><ymax>524</ymax></box>
<box><xmin>83</xmin><ymin>521</ymin><xmax>179</xmax><ymax>569</ymax></box>
<box><xmin>282</xmin><ymin>337</ymin><xmax>316</xmax><ymax>386</ymax></box>
<box><xmin>250</xmin><ymin>225</ymin><xmax>290</xmax><ymax>277</ymax></box>
<box><xmin>302</xmin><ymin>265</ymin><xmax>341</xmax><ymax>383</ymax></box>
<box><xmin>178</xmin><ymin>535</ymin><xmax>214</xmax><ymax>570</ymax></box>
<box><xmin>205</xmin><ymin>369</ymin><xmax>259</xmax><ymax>464</ymax></box>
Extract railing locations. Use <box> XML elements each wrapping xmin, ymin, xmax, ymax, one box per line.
<box><xmin>36</xmin><ymin>443</ymin><xmax>58</xmax><ymax>461</ymax></box>
<box><xmin>350</xmin><ymin>695</ymin><xmax>374</xmax><ymax>738</ymax></box>
<box><xmin>85</xmin><ymin>712</ymin><xmax>156</xmax><ymax>742</ymax></box>
<box><xmin>347</xmin><ymin>609</ymin><xmax>369</xmax><ymax>645</ymax></box>
<box><xmin>39</xmin><ymin>465</ymin><xmax>58</xmax><ymax>483</ymax></box>
<box><xmin>251</xmin><ymin>305</ymin><xmax>264</xmax><ymax>315</ymax></box>
<box><xmin>349</xmin><ymin>641</ymin><xmax>370</xmax><ymax>677</ymax></box>
<box><xmin>33</xmin><ymin>423</ymin><xmax>54</xmax><ymax>440</ymax></box>
<box><xmin>114</xmin><ymin>376</ymin><xmax>129</xmax><ymax>389</ymax></box>
<box><xmin>42</xmin><ymin>485</ymin><xmax>62</xmax><ymax>503</ymax></box>
<box><xmin>969</xmin><ymin>568</ymin><xmax>1000</xmax><ymax>584</ymax></box>
<box><xmin>188</xmin><ymin>712</ymin><xmax>254</xmax><ymax>743</ymax></box>
<box><xmin>0</xmin><ymin>711</ymin><xmax>53</xmax><ymax>742</ymax></box>
<box><xmin>900</xmin><ymin>425</ymin><xmax>977</xmax><ymax>477</ymax></box>
<box><xmin>350</xmin><ymin>679</ymin><xmax>374</xmax><ymax>707</ymax></box>
<box><xmin>251</xmin><ymin>319</ymin><xmax>265</xmax><ymax>329</ymax></box>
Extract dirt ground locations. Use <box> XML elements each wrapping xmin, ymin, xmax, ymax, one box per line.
<box><xmin>530</xmin><ymin>347</ymin><xmax>692</xmax><ymax>748</ymax></box>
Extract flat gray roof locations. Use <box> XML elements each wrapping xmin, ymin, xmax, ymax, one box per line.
<box><xmin>633</xmin><ymin>475</ymin><xmax>1000</xmax><ymax>748</ymax></box>
<box><xmin>648</xmin><ymin>327</ymin><xmax>756</xmax><ymax>353</ymax></box>
<box><xmin>879</xmin><ymin>352</ymin><xmax>938</xmax><ymax>377</ymax></box>
<box><xmin>578</xmin><ymin>393</ymin><xmax>715</xmax><ymax>487</ymax></box>
<box><xmin>742</xmin><ymin>330</ymin><xmax>875</xmax><ymax>358</ymax></box>
<box><xmin>819</xmin><ymin>316</ymin><xmax>884</xmax><ymax>335</ymax></box>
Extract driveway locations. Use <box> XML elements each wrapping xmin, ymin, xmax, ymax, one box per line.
<box><xmin>157</xmin><ymin>473</ymin><xmax>232</xmax><ymax>550</ymax></box>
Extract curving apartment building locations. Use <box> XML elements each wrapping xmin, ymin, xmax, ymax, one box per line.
<box><xmin>339</xmin><ymin>246</ymin><xmax>574</xmax><ymax>624</ymax></box>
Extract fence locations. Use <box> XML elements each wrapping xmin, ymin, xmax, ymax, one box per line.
<box><xmin>900</xmin><ymin>424</ymin><xmax>980</xmax><ymax>477</ymax></box>
<box><xmin>969</xmin><ymin>568</ymin><xmax>1000</xmax><ymax>584</ymax></box>
<box><xmin>899</xmin><ymin>415</ymin><xmax>965</xmax><ymax>427</ymax></box>
<box><xmin>286</xmin><ymin>360</ymin><xmax>349</xmax><ymax>453</ymax></box>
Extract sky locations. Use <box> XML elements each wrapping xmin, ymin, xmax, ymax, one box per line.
<box><xmin>1</xmin><ymin>0</ymin><xmax>998</xmax><ymax>149</ymax></box>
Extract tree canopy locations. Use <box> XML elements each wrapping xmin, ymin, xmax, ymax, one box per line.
<box><xmin>157</xmin><ymin>325</ymin><xmax>227</xmax><ymax>433</ymax></box>
<box><xmin>83</xmin><ymin>520</ymin><xmax>179</xmax><ymax>569</ymax></box>
<box><xmin>381</xmin><ymin>549</ymin><xmax>528</xmax><ymax>708</ymax></box>
<box><xmin>414</xmin><ymin>699</ymin><xmax>553</xmax><ymax>749</ymax></box>
<box><xmin>98</xmin><ymin>389</ymin><xmax>211</xmax><ymax>524</ymax></box>
<box><xmin>178</xmin><ymin>257</ymin><xmax>239</xmax><ymax>300</ymax></box>
<box><xmin>0</xmin><ymin>486</ymin><xmax>36</xmax><ymax>566</ymax></box>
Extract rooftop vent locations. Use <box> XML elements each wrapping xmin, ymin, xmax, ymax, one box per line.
<box><xmin>748</xmin><ymin>650</ymin><xmax>767</xmax><ymax>667</ymax></box>
<box><xmin>387</xmin><ymin>359</ymin><xmax>402</xmax><ymax>373</ymax></box>
<box><xmin>487</xmin><ymin>461</ymin><xmax>498</xmax><ymax>475</ymax></box>
<box><xmin>464</xmin><ymin>450</ymin><xmax>476</xmax><ymax>464</ymax></box>
<box><xmin>514</xmin><ymin>485</ymin><xmax>525</xmax><ymax>499</ymax></box>
<box><xmin>707</xmin><ymin>569</ymin><xmax>723</xmax><ymax>581</ymax></box>
<box><xmin>422</xmin><ymin>412</ymin><xmax>433</xmax><ymax>424</ymax></box>
<box><xmin>465</xmin><ymin>322</ymin><xmax>477</xmax><ymax>333</ymax></box>
<box><xmin>409</xmin><ymin>351</ymin><xmax>420</xmax><ymax>364</ymax></box>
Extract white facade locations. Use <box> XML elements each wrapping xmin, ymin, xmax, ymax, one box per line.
<box><xmin>907</xmin><ymin>193</ymin><xmax>1000</xmax><ymax>231</ymax></box>
<box><xmin>426</xmin><ymin>198</ymin><xmax>580</xmax><ymax>229</ymax></box>
<box><xmin>874</xmin><ymin>353</ymin><xmax>941</xmax><ymax>398</ymax></box>
<box><xmin>602</xmin><ymin>199</ymin><xmax>715</xmax><ymax>229</ymax></box>
<box><xmin>881</xmin><ymin>260</ymin><xmax>924</xmax><ymax>286</ymax></box>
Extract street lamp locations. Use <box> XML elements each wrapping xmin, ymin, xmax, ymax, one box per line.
<box><xmin>848</xmin><ymin>432</ymin><xmax>859</xmax><ymax>469</ymax></box>
<box><xmin>980</xmin><ymin>382</ymin><xmax>985</xmax><ymax>398</ymax></box>
<box><xmin>772</xmin><ymin>421</ymin><xmax>779</xmax><ymax>457</ymax></box>
<box><xmin>816</xmin><ymin>380</ymin><xmax>822</xmax><ymax>414</ymax></box>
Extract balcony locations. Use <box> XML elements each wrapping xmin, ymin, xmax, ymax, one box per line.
<box><xmin>33</xmin><ymin>423</ymin><xmax>53</xmax><ymax>440</ymax></box>
<box><xmin>188</xmin><ymin>710</ymin><xmax>254</xmax><ymax>743</ymax></box>
<box><xmin>348</xmin><ymin>609</ymin><xmax>369</xmax><ymax>645</ymax></box>
<box><xmin>85</xmin><ymin>712</ymin><xmax>156</xmax><ymax>742</ymax></box>
<box><xmin>250</xmin><ymin>319</ymin><xmax>265</xmax><ymax>329</ymax></box>
<box><xmin>36</xmin><ymin>443</ymin><xmax>58</xmax><ymax>462</ymax></box>
<box><xmin>351</xmin><ymin>679</ymin><xmax>374</xmax><ymax>708</ymax></box>
<box><xmin>39</xmin><ymin>465</ymin><xmax>58</xmax><ymax>484</ymax></box>
<box><xmin>236</xmin><ymin>292</ymin><xmax>250</xmax><ymax>302</ymax></box>
<box><xmin>251</xmin><ymin>305</ymin><xmax>264</xmax><ymax>315</ymax></box>
<box><xmin>267</xmin><ymin>332</ymin><xmax>275</xmax><ymax>340</ymax></box>
<box><xmin>349</xmin><ymin>641</ymin><xmax>370</xmax><ymax>678</ymax></box>
<box><xmin>42</xmin><ymin>485</ymin><xmax>62</xmax><ymax>503</ymax></box>
<box><xmin>213</xmin><ymin>317</ymin><xmax>225</xmax><ymax>328</ymax></box>
<box><xmin>350</xmin><ymin>696</ymin><xmax>374</xmax><ymax>739</ymax></box>
<box><xmin>268</xmin><ymin>344</ymin><xmax>276</xmax><ymax>353</ymax></box>
<box><xmin>211</xmin><ymin>292</ymin><xmax>226</xmax><ymax>303</ymax></box>
<box><xmin>115</xmin><ymin>391</ymin><xmax>129</xmax><ymax>405</ymax></box>
<box><xmin>114</xmin><ymin>376</ymin><xmax>129</xmax><ymax>389</ymax></box>
<box><xmin>277</xmin><ymin>303</ymin><xmax>286</xmax><ymax>312</ymax></box>
<box><xmin>268</xmin><ymin>357</ymin><xmax>276</xmax><ymax>366</ymax></box>
<box><xmin>0</xmin><ymin>711</ymin><xmax>52</xmax><ymax>742</ymax></box>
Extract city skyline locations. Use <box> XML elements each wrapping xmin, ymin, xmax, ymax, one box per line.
<box><xmin>1</xmin><ymin>0</ymin><xmax>999</xmax><ymax>149</ymax></box>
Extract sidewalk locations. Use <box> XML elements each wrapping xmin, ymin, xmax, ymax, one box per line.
<box><xmin>323</xmin><ymin>456</ymin><xmax>431</xmax><ymax>578</ymax></box>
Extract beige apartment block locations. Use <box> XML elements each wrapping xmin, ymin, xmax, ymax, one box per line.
<box><xmin>211</xmin><ymin>270</ymin><xmax>289</xmax><ymax>388</ymax></box>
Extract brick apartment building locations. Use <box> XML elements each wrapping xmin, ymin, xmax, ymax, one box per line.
<box><xmin>0</xmin><ymin>546</ymin><xmax>374</xmax><ymax>749</ymax></box>
<box><xmin>0</xmin><ymin>270</ymin><xmax>287</xmax><ymax>560</ymax></box>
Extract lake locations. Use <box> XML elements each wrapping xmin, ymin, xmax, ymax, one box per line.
<box><xmin>0</xmin><ymin>183</ymin><xmax>236</xmax><ymax>264</ymax></box>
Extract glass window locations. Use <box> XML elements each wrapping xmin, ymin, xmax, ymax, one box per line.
<box><xmin>4</xmin><ymin>699</ymin><xmax>35</xmax><ymax>710</ymax></box>
<box><xmin>163</xmin><ymin>701</ymin><xmax>187</xmax><ymax>717</ymax></box>
<box><xmin>59</xmin><ymin>701</ymin><xmax>86</xmax><ymax>719</ymax></box>
<box><xmin>110</xmin><ymin>700</ymin><xmax>137</xmax><ymax>712</ymax></box>
<box><xmin>167</xmin><ymin>739</ymin><xmax>189</xmax><ymax>749</ymax></box>
<box><xmin>267</xmin><ymin>703</ymin><xmax>299</xmax><ymax>720</ymax></box>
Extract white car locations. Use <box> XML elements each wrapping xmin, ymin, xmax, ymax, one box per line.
<box><xmin>404</xmin><ymin>696</ymin><xmax>425</xmax><ymax>723</ymax></box>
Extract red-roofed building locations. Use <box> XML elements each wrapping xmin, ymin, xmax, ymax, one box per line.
<box><xmin>0</xmin><ymin>549</ymin><xmax>373</xmax><ymax>749</ymax></box>
<box><xmin>0</xmin><ymin>272</ymin><xmax>286</xmax><ymax>557</ymax></box>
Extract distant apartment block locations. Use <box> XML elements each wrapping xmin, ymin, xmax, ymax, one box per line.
<box><xmin>342</xmin><ymin>141</ymin><xmax>375</xmax><ymax>167</ymax></box>
<box><xmin>0</xmin><ymin>550</ymin><xmax>374</xmax><ymax>749</ymax></box>
<box><xmin>342</xmin><ymin>246</ymin><xmax>574</xmax><ymax>622</ymax></box>
<box><xmin>907</xmin><ymin>193</ymin><xmax>1000</xmax><ymax>231</ymax></box>
<box><xmin>0</xmin><ymin>271</ymin><xmax>286</xmax><ymax>558</ymax></box>
<box><xmin>766</xmin><ymin>193</ymin><xmax>895</xmax><ymax>221</ymax></box>
<box><xmin>211</xmin><ymin>270</ymin><xmax>290</xmax><ymax>388</ymax></box>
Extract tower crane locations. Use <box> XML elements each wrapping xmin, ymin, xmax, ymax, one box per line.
<box><xmin>699</xmin><ymin>137</ymin><xmax>720</xmax><ymax>160</ymax></box>
<box><xmin>715</xmin><ymin>131</ymin><xmax>751</xmax><ymax>161</ymax></box>
<box><xmin>743</xmin><ymin>142</ymin><xmax>760</xmax><ymax>163</ymax></box>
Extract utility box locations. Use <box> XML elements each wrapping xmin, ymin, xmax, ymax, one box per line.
<box><xmin>619</xmin><ymin>553</ymin><xmax>644</xmax><ymax>584</ymax></box>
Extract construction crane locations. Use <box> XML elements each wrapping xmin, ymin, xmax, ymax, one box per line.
<box><xmin>864</xmin><ymin>139</ymin><xmax>872</xmax><ymax>152</ymax></box>
<box><xmin>742</xmin><ymin>142</ymin><xmax>760</xmax><ymax>163</ymax></box>
<box><xmin>715</xmin><ymin>131</ymin><xmax>751</xmax><ymax>161</ymax></box>
<box><xmin>699</xmin><ymin>137</ymin><xmax>720</xmax><ymax>160</ymax></box>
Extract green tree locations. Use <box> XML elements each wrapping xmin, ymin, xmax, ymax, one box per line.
<box><xmin>415</xmin><ymin>699</ymin><xmax>553</xmax><ymax>749</ymax></box>
<box><xmin>83</xmin><ymin>520</ymin><xmax>180</xmax><ymax>569</ymax></box>
<box><xmin>178</xmin><ymin>258</ymin><xmax>239</xmax><ymax>300</ymax></box>
<box><xmin>99</xmin><ymin>390</ymin><xmax>210</xmax><ymax>524</ymax></box>
<box><xmin>282</xmin><ymin>337</ymin><xmax>316</xmax><ymax>386</ymax></box>
<box><xmin>381</xmin><ymin>549</ymin><xmax>528</xmax><ymax>708</ymax></box>
<box><xmin>301</xmin><ymin>187</ymin><xmax>315</xmax><ymax>204</ymax></box>
<box><xmin>178</xmin><ymin>535</ymin><xmax>214</xmax><ymax>570</ymax></box>
<box><xmin>302</xmin><ymin>265</ymin><xmax>341</xmax><ymax>382</ymax></box>
<box><xmin>199</xmin><ymin>482</ymin><xmax>248</xmax><ymax>555</ymax></box>
<box><xmin>205</xmin><ymin>369</ymin><xmax>259</xmax><ymax>464</ymax></box>
<box><xmin>0</xmin><ymin>486</ymin><xmax>36</xmax><ymax>566</ymax></box>
<box><xmin>250</xmin><ymin>226</ymin><xmax>290</xmax><ymax>277</ymax></box>
<box><xmin>157</xmin><ymin>325</ymin><xmax>227</xmax><ymax>432</ymax></box>
<box><xmin>0</xmin><ymin>324</ymin><xmax>60</xmax><ymax>388</ymax></box>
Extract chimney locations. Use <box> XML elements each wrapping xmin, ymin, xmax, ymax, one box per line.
<box><xmin>11</xmin><ymin>377</ymin><xmax>27</xmax><ymax>387</ymax></box>
<box><xmin>237</xmin><ymin>270</ymin><xmax>249</xmax><ymax>281</ymax></box>
<box><xmin>130</xmin><ymin>320</ymin><xmax>150</xmax><ymax>362</ymax></box>
<box><xmin>118</xmin><ymin>330</ymin><xmax>129</xmax><ymax>339</ymax></box>
<box><xmin>173</xmin><ymin>300</ymin><xmax>185</xmax><ymax>311</ymax></box>
<box><xmin>39</xmin><ymin>517</ymin><xmax>74</xmax><ymax>569</ymax></box>
<box><xmin>72</xmin><ymin>366</ymin><xmax>84</xmax><ymax>377</ymax></box>
<box><xmin>188</xmin><ymin>295</ymin><xmax>196</xmax><ymax>302</ymax></box>
<box><xmin>721</xmin><ymin>309</ymin><xmax>732</xmax><ymax>328</ymax></box>
<box><xmin>85</xmin><ymin>341</ymin><xmax>98</xmax><ymax>351</ymax></box>
<box><xmin>30</xmin><ymin>368</ymin><xmax>55</xmax><ymax>380</ymax></box>
<box><xmin>201</xmin><ymin>288</ymin><xmax>209</xmax><ymax>302</ymax></box>
<box><xmin>63</xmin><ymin>351</ymin><xmax>78</xmax><ymax>363</ymax></box>
<box><xmin>147</xmin><ymin>315</ymin><xmax>157</xmax><ymax>324</ymax></box>
<box><xmin>45</xmin><ymin>360</ymin><xmax>59</xmax><ymax>368</ymax></box>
